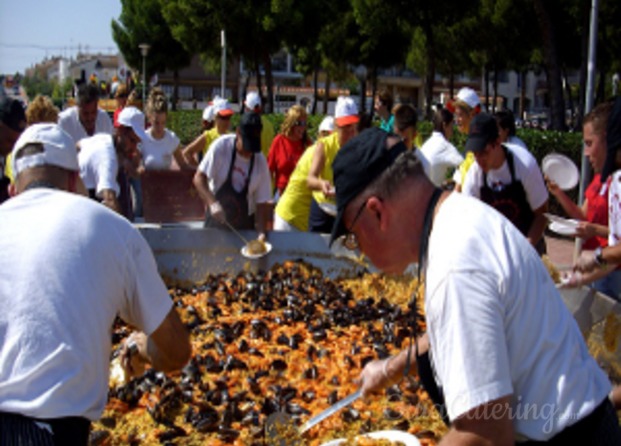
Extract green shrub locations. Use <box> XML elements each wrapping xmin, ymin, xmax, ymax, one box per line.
<box><xmin>168</xmin><ymin>111</ymin><xmax>332</xmax><ymax>145</ymax></box>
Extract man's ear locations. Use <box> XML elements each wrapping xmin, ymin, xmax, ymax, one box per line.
<box><xmin>8</xmin><ymin>181</ymin><xmax>17</xmax><ymax>197</ymax></box>
<box><xmin>366</xmin><ymin>196</ymin><xmax>388</xmax><ymax>231</ymax></box>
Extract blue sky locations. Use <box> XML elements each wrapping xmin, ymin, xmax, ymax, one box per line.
<box><xmin>0</xmin><ymin>0</ymin><xmax>123</xmax><ymax>75</ymax></box>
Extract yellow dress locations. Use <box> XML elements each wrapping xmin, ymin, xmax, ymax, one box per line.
<box><xmin>274</xmin><ymin>144</ymin><xmax>316</xmax><ymax>231</ymax></box>
<box><xmin>311</xmin><ymin>132</ymin><xmax>339</xmax><ymax>206</ymax></box>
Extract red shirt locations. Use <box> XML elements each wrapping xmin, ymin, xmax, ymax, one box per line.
<box><xmin>584</xmin><ymin>173</ymin><xmax>609</xmax><ymax>250</ymax></box>
<box><xmin>267</xmin><ymin>134</ymin><xmax>308</xmax><ymax>192</ymax></box>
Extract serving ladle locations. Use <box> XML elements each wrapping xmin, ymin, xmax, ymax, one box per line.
<box><xmin>221</xmin><ymin>219</ymin><xmax>270</xmax><ymax>259</ymax></box>
<box><xmin>265</xmin><ymin>389</ymin><xmax>362</xmax><ymax>445</ymax></box>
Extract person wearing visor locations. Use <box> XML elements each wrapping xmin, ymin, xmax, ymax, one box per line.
<box><xmin>329</xmin><ymin>127</ymin><xmax>619</xmax><ymax>444</ymax></box>
<box><xmin>461</xmin><ymin>113</ymin><xmax>549</xmax><ymax>253</ymax></box>
<box><xmin>77</xmin><ymin>106</ymin><xmax>148</xmax><ymax>219</ymax></box>
<box><xmin>193</xmin><ymin>112</ymin><xmax>271</xmax><ymax>235</ymax></box>
<box><xmin>307</xmin><ymin>96</ymin><xmax>359</xmax><ymax>233</ymax></box>
<box><xmin>0</xmin><ymin>123</ymin><xmax>190</xmax><ymax>446</ymax></box>
<box><xmin>182</xmin><ymin>97</ymin><xmax>234</xmax><ymax>167</ymax></box>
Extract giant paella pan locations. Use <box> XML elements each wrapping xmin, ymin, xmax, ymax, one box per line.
<box><xmin>89</xmin><ymin>225</ymin><xmax>621</xmax><ymax>445</ymax></box>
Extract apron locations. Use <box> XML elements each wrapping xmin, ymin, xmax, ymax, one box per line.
<box><xmin>480</xmin><ymin>148</ymin><xmax>545</xmax><ymax>254</ymax></box>
<box><xmin>408</xmin><ymin>188</ymin><xmax>451</xmax><ymax>425</ymax></box>
<box><xmin>204</xmin><ymin>143</ymin><xmax>255</xmax><ymax>230</ymax></box>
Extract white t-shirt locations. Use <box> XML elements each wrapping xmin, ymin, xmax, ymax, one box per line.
<box><xmin>58</xmin><ymin>106</ymin><xmax>113</xmax><ymax>143</ymax></box>
<box><xmin>608</xmin><ymin>170</ymin><xmax>621</xmax><ymax>246</ymax></box>
<box><xmin>197</xmin><ymin>134</ymin><xmax>272</xmax><ymax>215</ymax></box>
<box><xmin>0</xmin><ymin>189</ymin><xmax>173</xmax><ymax>420</ymax></box>
<box><xmin>78</xmin><ymin>134</ymin><xmax>119</xmax><ymax>197</ymax></box>
<box><xmin>425</xmin><ymin>192</ymin><xmax>610</xmax><ymax>440</ymax></box>
<box><xmin>461</xmin><ymin>142</ymin><xmax>548</xmax><ymax>211</ymax></box>
<box><xmin>420</xmin><ymin>131</ymin><xmax>464</xmax><ymax>186</ymax></box>
<box><xmin>141</xmin><ymin>128</ymin><xmax>180</xmax><ymax>170</ymax></box>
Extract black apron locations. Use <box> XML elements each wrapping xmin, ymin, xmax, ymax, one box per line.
<box><xmin>408</xmin><ymin>188</ymin><xmax>451</xmax><ymax>425</ymax></box>
<box><xmin>479</xmin><ymin>147</ymin><xmax>545</xmax><ymax>254</ymax></box>
<box><xmin>204</xmin><ymin>143</ymin><xmax>255</xmax><ymax>230</ymax></box>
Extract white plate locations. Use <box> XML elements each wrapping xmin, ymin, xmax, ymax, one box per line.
<box><xmin>319</xmin><ymin>202</ymin><xmax>337</xmax><ymax>217</ymax></box>
<box><xmin>545</xmin><ymin>214</ymin><xmax>579</xmax><ymax>236</ymax></box>
<box><xmin>321</xmin><ymin>430</ymin><xmax>420</xmax><ymax>446</ymax></box>
<box><xmin>240</xmin><ymin>241</ymin><xmax>272</xmax><ymax>259</ymax></box>
<box><xmin>542</xmin><ymin>154</ymin><xmax>579</xmax><ymax>190</ymax></box>
<box><xmin>549</xmin><ymin>221</ymin><xmax>578</xmax><ymax>236</ymax></box>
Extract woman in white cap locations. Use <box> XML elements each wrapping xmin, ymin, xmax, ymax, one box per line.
<box><xmin>306</xmin><ymin>96</ymin><xmax>359</xmax><ymax>233</ymax></box>
<box><xmin>182</xmin><ymin>97</ymin><xmax>233</xmax><ymax>167</ymax></box>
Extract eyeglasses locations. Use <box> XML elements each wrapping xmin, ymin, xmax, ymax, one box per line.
<box><xmin>343</xmin><ymin>198</ymin><xmax>369</xmax><ymax>250</ymax></box>
<box><xmin>294</xmin><ymin>120</ymin><xmax>307</xmax><ymax>127</ymax></box>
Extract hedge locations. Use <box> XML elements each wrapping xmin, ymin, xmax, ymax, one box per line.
<box><xmin>168</xmin><ymin>110</ymin><xmax>584</xmax><ymax>213</ymax></box>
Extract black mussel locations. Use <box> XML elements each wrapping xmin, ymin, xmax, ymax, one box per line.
<box><xmin>289</xmin><ymin>333</ymin><xmax>303</xmax><ymax>350</ymax></box>
<box><xmin>301</xmin><ymin>391</ymin><xmax>316</xmax><ymax>403</ymax></box>
<box><xmin>218</xmin><ymin>427</ymin><xmax>240</xmax><ymax>442</ymax></box>
<box><xmin>157</xmin><ymin>425</ymin><xmax>187</xmax><ymax>441</ymax></box>
<box><xmin>306</xmin><ymin>345</ymin><xmax>317</xmax><ymax>361</ymax></box>
<box><xmin>186</xmin><ymin>305</ymin><xmax>198</xmax><ymax>315</ymax></box>
<box><xmin>286</xmin><ymin>402</ymin><xmax>310</xmax><ymax>416</ymax></box>
<box><xmin>223</xmin><ymin>354</ymin><xmax>247</xmax><ymax>371</ymax></box>
<box><xmin>89</xmin><ymin>430</ymin><xmax>111</xmax><ymax>446</ymax></box>
<box><xmin>330</xmin><ymin>376</ymin><xmax>339</xmax><ymax>385</ymax></box>
<box><xmin>342</xmin><ymin>407</ymin><xmax>360</xmax><ymax>422</ymax></box>
<box><xmin>392</xmin><ymin>419</ymin><xmax>410</xmax><ymax>431</ymax></box>
<box><xmin>215</xmin><ymin>340</ymin><xmax>226</xmax><ymax>356</ymax></box>
<box><xmin>327</xmin><ymin>390</ymin><xmax>338</xmax><ymax>405</ymax></box>
<box><xmin>242</xmin><ymin>409</ymin><xmax>260</xmax><ymax>426</ymax></box>
<box><xmin>383</xmin><ymin>408</ymin><xmax>403</xmax><ymax>420</ymax></box>
<box><xmin>317</xmin><ymin>348</ymin><xmax>330</xmax><ymax>358</ymax></box>
<box><xmin>248</xmin><ymin>347</ymin><xmax>264</xmax><ymax>357</ymax></box>
<box><xmin>280</xmin><ymin>386</ymin><xmax>297</xmax><ymax>402</ymax></box>
<box><xmin>98</xmin><ymin>417</ymin><xmax>116</xmax><ymax>429</ymax></box>
<box><xmin>270</xmin><ymin>359</ymin><xmax>287</xmax><ymax>372</ymax></box>
<box><xmin>276</xmin><ymin>333</ymin><xmax>289</xmax><ymax>346</ymax></box>
<box><xmin>344</xmin><ymin>355</ymin><xmax>356</xmax><ymax>368</ymax></box>
<box><xmin>261</xmin><ymin>397</ymin><xmax>281</xmax><ymax>414</ymax></box>
<box><xmin>302</xmin><ymin>365</ymin><xmax>318</xmax><ymax>380</ymax></box>
<box><xmin>238</xmin><ymin>338</ymin><xmax>249</xmax><ymax>353</ymax></box>
<box><xmin>247</xmin><ymin>377</ymin><xmax>262</xmax><ymax>395</ymax></box>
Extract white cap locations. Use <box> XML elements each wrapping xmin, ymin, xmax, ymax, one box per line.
<box><xmin>117</xmin><ymin>106</ymin><xmax>148</xmax><ymax>140</ymax></box>
<box><xmin>12</xmin><ymin>123</ymin><xmax>79</xmax><ymax>177</ymax></box>
<box><xmin>319</xmin><ymin>116</ymin><xmax>335</xmax><ymax>133</ymax></box>
<box><xmin>212</xmin><ymin>97</ymin><xmax>234</xmax><ymax>117</ymax></box>
<box><xmin>202</xmin><ymin>104</ymin><xmax>215</xmax><ymax>122</ymax></box>
<box><xmin>334</xmin><ymin>96</ymin><xmax>359</xmax><ymax>127</ymax></box>
<box><xmin>456</xmin><ymin>87</ymin><xmax>480</xmax><ymax>109</ymax></box>
<box><xmin>245</xmin><ymin>91</ymin><xmax>261</xmax><ymax>110</ymax></box>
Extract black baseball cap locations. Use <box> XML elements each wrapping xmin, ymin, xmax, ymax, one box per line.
<box><xmin>0</xmin><ymin>97</ymin><xmax>26</xmax><ymax>133</ymax></box>
<box><xmin>330</xmin><ymin>127</ymin><xmax>407</xmax><ymax>245</ymax></box>
<box><xmin>464</xmin><ymin>113</ymin><xmax>499</xmax><ymax>153</ymax></box>
<box><xmin>602</xmin><ymin>96</ymin><xmax>621</xmax><ymax>181</ymax></box>
<box><xmin>239</xmin><ymin>112</ymin><xmax>262</xmax><ymax>153</ymax></box>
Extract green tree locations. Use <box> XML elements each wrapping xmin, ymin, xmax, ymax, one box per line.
<box><xmin>111</xmin><ymin>0</ymin><xmax>192</xmax><ymax>109</ymax></box>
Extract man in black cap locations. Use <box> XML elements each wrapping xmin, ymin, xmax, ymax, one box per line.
<box><xmin>0</xmin><ymin>97</ymin><xmax>27</xmax><ymax>203</ymax></box>
<box><xmin>460</xmin><ymin>113</ymin><xmax>549</xmax><ymax>253</ymax></box>
<box><xmin>331</xmin><ymin>127</ymin><xmax>619</xmax><ymax>444</ymax></box>
<box><xmin>193</xmin><ymin>112</ymin><xmax>272</xmax><ymax>235</ymax></box>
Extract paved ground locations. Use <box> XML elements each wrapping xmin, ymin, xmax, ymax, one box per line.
<box><xmin>545</xmin><ymin>234</ymin><xmax>576</xmax><ymax>267</ymax></box>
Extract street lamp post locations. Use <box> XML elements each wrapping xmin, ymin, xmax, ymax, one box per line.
<box><xmin>139</xmin><ymin>43</ymin><xmax>150</xmax><ymax>107</ymax></box>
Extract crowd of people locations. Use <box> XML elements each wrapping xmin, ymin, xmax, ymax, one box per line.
<box><xmin>2</xmin><ymin>82</ymin><xmax>621</xmax><ymax>444</ymax></box>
